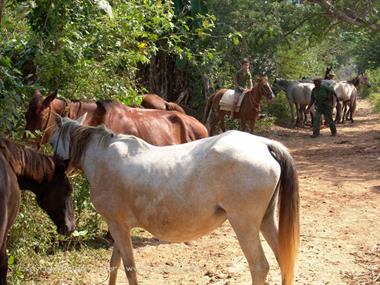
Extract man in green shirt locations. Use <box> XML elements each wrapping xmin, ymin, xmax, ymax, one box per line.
<box><xmin>305</xmin><ymin>78</ymin><xmax>337</xmax><ymax>138</ymax></box>
<box><xmin>230</xmin><ymin>58</ymin><xmax>253</xmax><ymax>119</ymax></box>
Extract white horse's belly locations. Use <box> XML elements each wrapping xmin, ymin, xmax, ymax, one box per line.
<box><xmin>139</xmin><ymin>206</ymin><xmax>227</xmax><ymax>242</ymax></box>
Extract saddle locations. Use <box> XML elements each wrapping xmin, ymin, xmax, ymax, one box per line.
<box><xmin>219</xmin><ymin>89</ymin><xmax>247</xmax><ymax>112</ymax></box>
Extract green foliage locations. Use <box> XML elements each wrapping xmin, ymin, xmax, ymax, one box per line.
<box><xmin>1</xmin><ymin>1</ymin><xmax>380</xmax><ymax>282</ymax></box>
<box><xmin>262</xmin><ymin>91</ymin><xmax>291</xmax><ymax>125</ymax></box>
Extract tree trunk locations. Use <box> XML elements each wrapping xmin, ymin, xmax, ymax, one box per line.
<box><xmin>139</xmin><ymin>51</ymin><xmax>189</xmax><ymax>103</ymax></box>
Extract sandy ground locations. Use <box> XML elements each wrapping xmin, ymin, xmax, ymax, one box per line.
<box><xmin>91</xmin><ymin>97</ymin><xmax>380</xmax><ymax>285</ymax></box>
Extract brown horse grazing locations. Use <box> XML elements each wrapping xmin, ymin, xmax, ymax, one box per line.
<box><xmin>25</xmin><ymin>90</ymin><xmax>208</xmax><ymax>146</ymax></box>
<box><xmin>141</xmin><ymin>94</ymin><xmax>186</xmax><ymax>113</ymax></box>
<box><xmin>203</xmin><ymin>76</ymin><xmax>275</xmax><ymax>135</ymax></box>
<box><xmin>0</xmin><ymin>137</ymin><xmax>74</xmax><ymax>284</ymax></box>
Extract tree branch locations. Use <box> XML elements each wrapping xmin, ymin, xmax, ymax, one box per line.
<box><xmin>306</xmin><ymin>0</ymin><xmax>380</xmax><ymax>32</ymax></box>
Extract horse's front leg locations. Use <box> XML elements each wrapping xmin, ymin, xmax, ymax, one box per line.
<box><xmin>108</xmin><ymin>221</ymin><xmax>137</xmax><ymax>285</ymax></box>
<box><xmin>0</xmin><ymin>242</ymin><xmax>8</xmax><ymax>285</ymax></box>
<box><xmin>249</xmin><ymin>119</ymin><xmax>257</xmax><ymax>133</ymax></box>
<box><xmin>240</xmin><ymin>119</ymin><xmax>248</xmax><ymax>132</ymax></box>
<box><xmin>218</xmin><ymin>111</ymin><xmax>227</xmax><ymax>132</ymax></box>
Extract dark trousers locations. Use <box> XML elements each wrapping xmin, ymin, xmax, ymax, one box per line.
<box><xmin>312</xmin><ymin>107</ymin><xmax>336</xmax><ymax>135</ymax></box>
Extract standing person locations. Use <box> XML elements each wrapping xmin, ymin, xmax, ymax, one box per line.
<box><xmin>230</xmin><ymin>58</ymin><xmax>253</xmax><ymax>119</ymax></box>
<box><xmin>305</xmin><ymin>78</ymin><xmax>337</xmax><ymax>138</ymax></box>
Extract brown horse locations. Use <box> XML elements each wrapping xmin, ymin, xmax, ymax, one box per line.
<box><xmin>324</xmin><ymin>66</ymin><xmax>335</xmax><ymax>80</ymax></box>
<box><xmin>0</xmin><ymin>137</ymin><xmax>74</xmax><ymax>284</ymax></box>
<box><xmin>25</xmin><ymin>91</ymin><xmax>208</xmax><ymax>146</ymax></box>
<box><xmin>141</xmin><ymin>94</ymin><xmax>186</xmax><ymax>113</ymax></box>
<box><xmin>203</xmin><ymin>76</ymin><xmax>275</xmax><ymax>135</ymax></box>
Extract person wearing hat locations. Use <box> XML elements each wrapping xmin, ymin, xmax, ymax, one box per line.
<box><xmin>305</xmin><ymin>78</ymin><xmax>337</xmax><ymax>138</ymax></box>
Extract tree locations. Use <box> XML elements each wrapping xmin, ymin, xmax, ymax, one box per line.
<box><xmin>307</xmin><ymin>0</ymin><xmax>380</xmax><ymax>32</ymax></box>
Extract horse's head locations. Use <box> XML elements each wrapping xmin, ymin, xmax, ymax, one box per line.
<box><xmin>50</xmin><ymin>114</ymin><xmax>87</xmax><ymax>161</ymax></box>
<box><xmin>34</xmin><ymin>157</ymin><xmax>75</xmax><ymax>235</ymax></box>
<box><xmin>324</xmin><ymin>66</ymin><xmax>335</xmax><ymax>80</ymax></box>
<box><xmin>359</xmin><ymin>73</ymin><xmax>372</xmax><ymax>88</ymax></box>
<box><xmin>272</xmin><ymin>78</ymin><xmax>291</xmax><ymax>95</ymax></box>
<box><xmin>256</xmin><ymin>76</ymin><xmax>275</xmax><ymax>100</ymax></box>
<box><xmin>25</xmin><ymin>90</ymin><xmax>58</xmax><ymax>144</ymax></box>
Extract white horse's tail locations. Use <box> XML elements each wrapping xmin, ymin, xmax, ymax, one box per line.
<box><xmin>267</xmin><ymin>142</ymin><xmax>300</xmax><ymax>285</ymax></box>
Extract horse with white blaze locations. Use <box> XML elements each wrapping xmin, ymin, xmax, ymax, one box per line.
<box><xmin>50</xmin><ymin>115</ymin><xmax>300</xmax><ymax>285</ymax></box>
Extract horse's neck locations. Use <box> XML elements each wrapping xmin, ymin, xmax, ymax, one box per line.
<box><xmin>53</xmin><ymin>100</ymin><xmax>97</xmax><ymax>119</ymax></box>
<box><xmin>5</xmin><ymin>143</ymin><xmax>53</xmax><ymax>183</ymax></box>
<box><xmin>348</xmin><ymin>77</ymin><xmax>359</xmax><ymax>87</ymax></box>
<box><xmin>17</xmin><ymin>176</ymin><xmax>43</xmax><ymax>194</ymax></box>
<box><xmin>250</xmin><ymin>86</ymin><xmax>263</xmax><ymax>103</ymax></box>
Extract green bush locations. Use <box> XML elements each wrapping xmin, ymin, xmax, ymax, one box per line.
<box><xmin>369</xmin><ymin>93</ymin><xmax>380</xmax><ymax>113</ymax></box>
<box><xmin>261</xmin><ymin>91</ymin><xmax>291</xmax><ymax>126</ymax></box>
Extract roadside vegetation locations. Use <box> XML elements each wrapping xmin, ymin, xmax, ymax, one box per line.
<box><xmin>0</xmin><ymin>1</ymin><xmax>379</xmax><ymax>283</ymax></box>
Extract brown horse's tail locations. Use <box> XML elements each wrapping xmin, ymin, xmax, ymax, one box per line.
<box><xmin>202</xmin><ymin>93</ymin><xmax>215</xmax><ymax>124</ymax></box>
<box><xmin>267</xmin><ymin>142</ymin><xmax>300</xmax><ymax>285</ymax></box>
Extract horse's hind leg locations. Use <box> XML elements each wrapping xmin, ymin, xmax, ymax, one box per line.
<box><xmin>228</xmin><ymin>216</ymin><xmax>269</xmax><ymax>284</ymax></box>
<box><xmin>260</xmin><ymin>203</ymin><xmax>285</xmax><ymax>281</ymax></box>
<box><xmin>107</xmin><ymin>221</ymin><xmax>137</xmax><ymax>285</ymax></box>
<box><xmin>109</xmin><ymin>246</ymin><xmax>122</xmax><ymax>285</ymax></box>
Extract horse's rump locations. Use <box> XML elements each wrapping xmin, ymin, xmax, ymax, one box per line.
<box><xmin>142</xmin><ymin>94</ymin><xmax>186</xmax><ymax>114</ymax></box>
<box><xmin>219</xmin><ymin>89</ymin><xmax>247</xmax><ymax>112</ymax></box>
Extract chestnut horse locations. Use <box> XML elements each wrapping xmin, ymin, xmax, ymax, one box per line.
<box><xmin>0</xmin><ymin>137</ymin><xmax>74</xmax><ymax>284</ymax></box>
<box><xmin>51</xmin><ymin>116</ymin><xmax>299</xmax><ymax>285</ymax></box>
<box><xmin>203</xmin><ymin>76</ymin><xmax>275</xmax><ymax>135</ymax></box>
<box><xmin>141</xmin><ymin>94</ymin><xmax>185</xmax><ymax>113</ymax></box>
<box><xmin>24</xmin><ymin>91</ymin><xmax>208</xmax><ymax>147</ymax></box>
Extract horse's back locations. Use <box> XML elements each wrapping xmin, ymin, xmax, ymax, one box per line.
<box><xmin>288</xmin><ymin>82</ymin><xmax>313</xmax><ymax>105</ymax></box>
<box><xmin>95</xmin><ymin>101</ymin><xmax>208</xmax><ymax>145</ymax></box>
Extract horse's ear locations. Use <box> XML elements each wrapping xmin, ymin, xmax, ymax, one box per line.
<box><xmin>76</xmin><ymin>112</ymin><xmax>88</xmax><ymax>125</ymax></box>
<box><xmin>42</xmin><ymin>90</ymin><xmax>58</xmax><ymax>109</ymax></box>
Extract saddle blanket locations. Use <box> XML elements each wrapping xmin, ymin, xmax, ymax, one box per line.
<box><xmin>219</xmin><ymin>89</ymin><xmax>247</xmax><ymax>112</ymax></box>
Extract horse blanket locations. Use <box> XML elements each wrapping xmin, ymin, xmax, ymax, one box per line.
<box><xmin>219</xmin><ymin>89</ymin><xmax>248</xmax><ymax>112</ymax></box>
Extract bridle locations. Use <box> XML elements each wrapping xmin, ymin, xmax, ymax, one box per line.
<box><xmin>53</xmin><ymin>124</ymin><xmax>64</xmax><ymax>157</ymax></box>
<box><xmin>38</xmin><ymin>99</ymin><xmax>74</xmax><ymax>149</ymax></box>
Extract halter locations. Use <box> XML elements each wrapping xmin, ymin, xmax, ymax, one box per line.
<box><xmin>38</xmin><ymin>99</ymin><xmax>72</xmax><ymax>149</ymax></box>
<box><xmin>53</xmin><ymin>125</ymin><xmax>64</xmax><ymax>157</ymax></box>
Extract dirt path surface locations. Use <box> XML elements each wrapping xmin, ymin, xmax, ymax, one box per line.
<box><xmin>95</xmin><ymin>97</ymin><xmax>380</xmax><ymax>285</ymax></box>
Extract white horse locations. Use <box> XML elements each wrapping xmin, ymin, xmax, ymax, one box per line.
<box><xmin>50</xmin><ymin>116</ymin><xmax>300</xmax><ymax>285</ymax></box>
<box><xmin>273</xmin><ymin>78</ymin><xmax>314</xmax><ymax>127</ymax></box>
<box><xmin>322</xmin><ymin>73</ymin><xmax>371</xmax><ymax>123</ymax></box>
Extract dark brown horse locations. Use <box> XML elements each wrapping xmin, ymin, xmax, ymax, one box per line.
<box><xmin>25</xmin><ymin>91</ymin><xmax>208</xmax><ymax>147</ymax></box>
<box><xmin>0</xmin><ymin>137</ymin><xmax>74</xmax><ymax>284</ymax></box>
<box><xmin>141</xmin><ymin>94</ymin><xmax>186</xmax><ymax>113</ymax></box>
<box><xmin>203</xmin><ymin>76</ymin><xmax>275</xmax><ymax>135</ymax></box>
<box><xmin>324</xmin><ymin>66</ymin><xmax>335</xmax><ymax>80</ymax></box>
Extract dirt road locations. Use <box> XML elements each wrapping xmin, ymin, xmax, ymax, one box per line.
<box><xmin>97</xmin><ymin>97</ymin><xmax>380</xmax><ymax>285</ymax></box>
